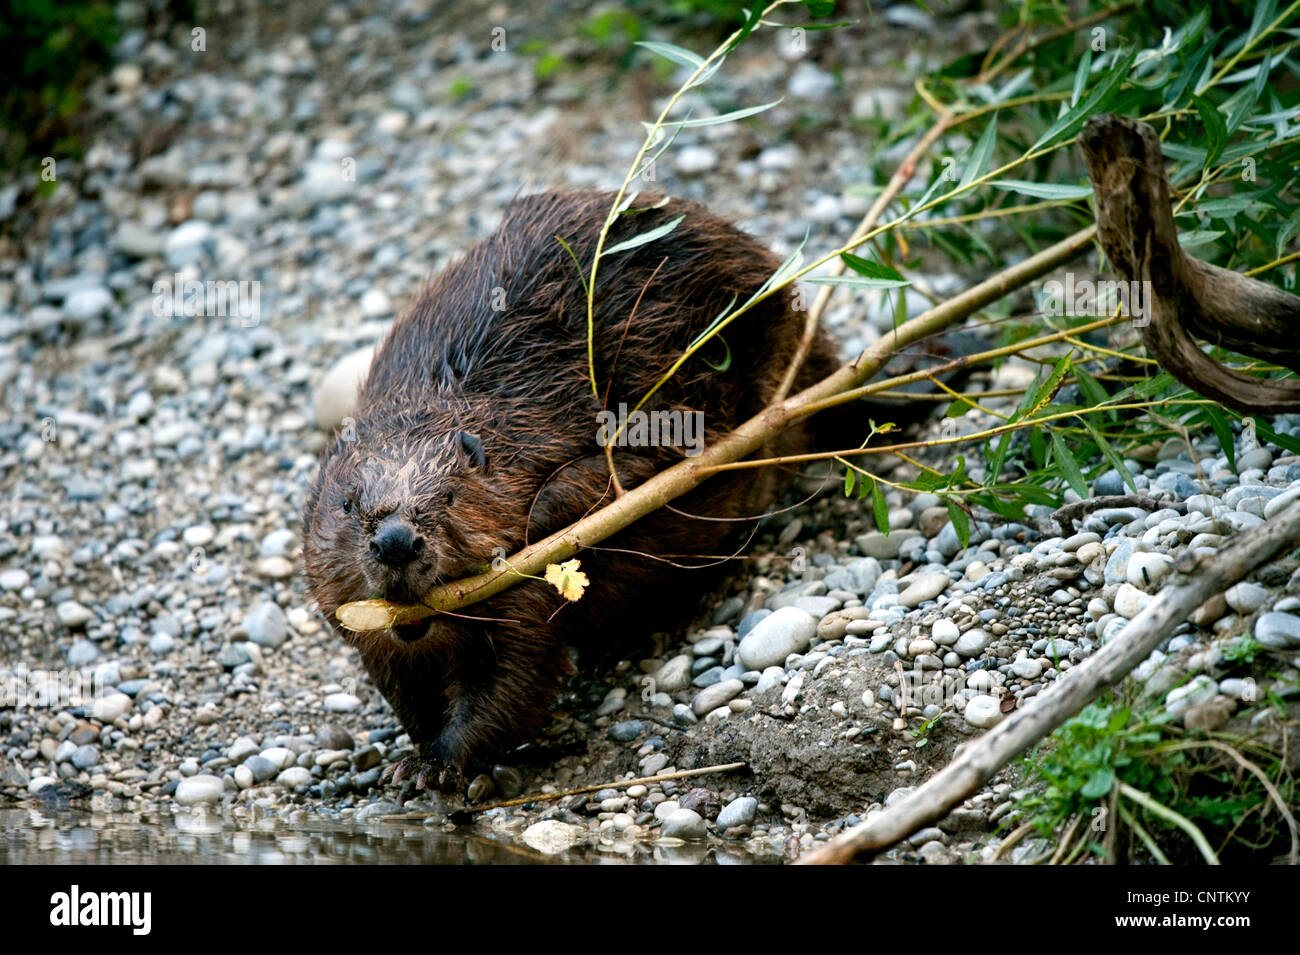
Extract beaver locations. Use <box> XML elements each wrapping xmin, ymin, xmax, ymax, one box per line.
<box><xmin>301</xmin><ymin>189</ymin><xmax>848</xmax><ymax>789</ymax></box>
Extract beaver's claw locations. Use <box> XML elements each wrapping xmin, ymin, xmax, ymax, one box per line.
<box><xmin>382</xmin><ymin>751</ymin><xmax>460</xmax><ymax>792</ymax></box>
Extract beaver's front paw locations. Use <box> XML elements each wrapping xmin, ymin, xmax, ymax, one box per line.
<box><xmin>382</xmin><ymin>742</ymin><xmax>466</xmax><ymax>793</ymax></box>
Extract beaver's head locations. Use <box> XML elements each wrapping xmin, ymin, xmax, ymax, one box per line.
<box><xmin>303</xmin><ymin>411</ymin><xmax>524</xmax><ymax>641</ymax></box>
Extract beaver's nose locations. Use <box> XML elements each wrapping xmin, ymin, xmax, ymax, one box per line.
<box><xmin>369</xmin><ymin>517</ymin><xmax>424</xmax><ymax>567</ymax></box>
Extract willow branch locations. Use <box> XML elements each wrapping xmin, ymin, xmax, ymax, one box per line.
<box><xmin>337</xmin><ymin>225</ymin><xmax>1097</xmax><ymax>631</ymax></box>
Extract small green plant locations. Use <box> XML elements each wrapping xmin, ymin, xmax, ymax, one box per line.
<box><xmin>447</xmin><ymin>77</ymin><xmax>476</xmax><ymax>99</ymax></box>
<box><xmin>1016</xmin><ymin>690</ymin><xmax>1298</xmax><ymax>864</ymax></box>
<box><xmin>910</xmin><ymin>709</ymin><xmax>945</xmax><ymax>748</ymax></box>
<box><xmin>1221</xmin><ymin>632</ymin><xmax>1262</xmax><ymax>665</ymax></box>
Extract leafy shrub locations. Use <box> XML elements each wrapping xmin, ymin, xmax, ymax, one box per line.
<box><xmin>0</xmin><ymin>0</ymin><xmax>120</xmax><ymax>167</ymax></box>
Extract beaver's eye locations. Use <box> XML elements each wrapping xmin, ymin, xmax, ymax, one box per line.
<box><xmin>443</xmin><ymin>490</ymin><xmax>455</xmax><ymax>507</ymax></box>
<box><xmin>341</xmin><ymin>497</ymin><xmax>353</xmax><ymax>515</ymax></box>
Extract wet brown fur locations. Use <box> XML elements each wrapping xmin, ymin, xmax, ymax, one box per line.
<box><xmin>302</xmin><ymin>190</ymin><xmax>840</xmax><ymax>786</ymax></box>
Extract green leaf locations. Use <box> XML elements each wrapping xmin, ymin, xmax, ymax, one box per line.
<box><xmin>841</xmin><ymin>252</ymin><xmax>905</xmax><ymax>282</ymax></box>
<box><xmin>633</xmin><ymin>121</ymin><xmax>687</xmax><ymax>180</ymax></box>
<box><xmin>553</xmin><ymin>234</ymin><xmax>591</xmax><ymax>298</ymax></box>
<box><xmin>724</xmin><ymin>4</ymin><xmax>763</xmax><ymax>53</ymax></box>
<box><xmin>945</xmin><ymin>497</ymin><xmax>970</xmax><ymax>549</ymax></box>
<box><xmin>1081</xmin><ymin>767</ymin><xmax>1114</xmax><ymax>799</ymax></box>
<box><xmin>1073</xmin><ymin>366</ymin><xmax>1109</xmax><ymax>411</ymax></box>
<box><xmin>1225</xmin><ymin>46</ymin><xmax>1273</xmax><ymax>134</ymax></box>
<box><xmin>1245</xmin><ymin>0</ymin><xmax>1278</xmax><ymax>48</ymax></box>
<box><xmin>988</xmin><ymin>180</ymin><xmax>1094</xmax><ymax>200</ymax></box>
<box><xmin>1050</xmin><ymin>430</ymin><xmax>1088</xmax><ymax>497</ymax></box>
<box><xmin>857</xmin><ymin>472</ymin><xmax>871</xmax><ymax>499</ymax></box>
<box><xmin>844</xmin><ymin>466</ymin><xmax>856</xmax><ymax>497</ymax></box>
<box><xmin>1201</xmin><ymin>405</ymin><xmax>1236</xmax><ymax>471</ymax></box>
<box><xmin>1108</xmin><ymin>370</ymin><xmax>1179</xmax><ymax>406</ymax></box>
<box><xmin>699</xmin><ymin>334</ymin><xmax>732</xmax><ymax>371</ymax></box>
<box><xmin>959</xmin><ymin>112</ymin><xmax>998</xmax><ymax>189</ymax></box>
<box><xmin>804</xmin><ymin>0</ymin><xmax>836</xmax><ymax>16</ymax></box>
<box><xmin>1081</xmin><ymin>418</ymin><xmax>1137</xmax><ymax>493</ymax></box>
<box><xmin>1009</xmin><ymin>368</ymin><xmax>1044</xmax><ymax>424</ymax></box>
<box><xmin>805</xmin><ymin>274</ymin><xmax>911</xmax><ymax>290</ymax></box>
<box><xmin>634</xmin><ymin>40</ymin><xmax>704</xmax><ymax>71</ymax></box>
<box><xmin>1177</xmin><ymin>229</ymin><xmax>1226</xmax><ymax>250</ymax></box>
<box><xmin>666</xmin><ymin>99</ymin><xmax>781</xmax><ymax>128</ymax></box>
<box><xmin>904</xmin><ymin>470</ymin><xmax>949</xmax><ymax>493</ymax></box>
<box><xmin>950</xmin><ymin>455</ymin><xmax>969</xmax><ymax>487</ymax></box>
<box><xmin>1032</xmin><ymin>355</ymin><xmax>1072</xmax><ymax>412</ymax></box>
<box><xmin>743</xmin><ymin>231</ymin><xmax>809</xmax><ymax>310</ymax></box>
<box><xmin>1070</xmin><ymin>50</ymin><xmax>1093</xmax><ymax>108</ymax></box>
<box><xmin>687</xmin><ymin>294</ymin><xmax>738</xmax><ymax>352</ymax></box>
<box><xmin>602</xmin><ymin>214</ymin><xmax>685</xmax><ymax>256</ymax></box>
<box><xmin>989</xmin><ymin>483</ymin><xmax>1058</xmax><ymax>506</ymax></box>
<box><xmin>1190</xmin><ymin>94</ymin><xmax>1227</xmax><ymax>168</ymax></box>
<box><xmin>1032</xmin><ymin>47</ymin><xmax>1138</xmax><ymax>151</ymax></box>
<box><xmin>871</xmin><ymin>478</ymin><xmax>890</xmax><ymax>534</ymax></box>
<box><xmin>987</xmin><ymin>431</ymin><xmax>1013</xmax><ymax>482</ymax></box>
<box><xmin>1164</xmin><ymin>33</ymin><xmax>1218</xmax><ymax>109</ymax></box>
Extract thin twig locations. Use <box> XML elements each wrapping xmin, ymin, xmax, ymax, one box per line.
<box><xmin>1118</xmin><ymin>781</ymin><xmax>1220</xmax><ymax>865</ymax></box>
<box><xmin>771</xmin><ymin>113</ymin><xmax>954</xmax><ymax>404</ymax></box>
<box><xmin>991</xmin><ymin>822</ymin><xmax>1036</xmax><ymax>861</ymax></box>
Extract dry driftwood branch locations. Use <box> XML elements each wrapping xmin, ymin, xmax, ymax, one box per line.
<box><xmin>1053</xmin><ymin>494</ymin><xmax>1186</xmax><ymax>535</ymax></box>
<box><xmin>337</xmin><ymin>225</ymin><xmax>1099</xmax><ymax>630</ymax></box>
<box><xmin>799</xmin><ymin>497</ymin><xmax>1300</xmax><ymax>865</ymax></box>
<box><xmin>1079</xmin><ymin>114</ymin><xmax>1300</xmax><ymax>414</ymax></box>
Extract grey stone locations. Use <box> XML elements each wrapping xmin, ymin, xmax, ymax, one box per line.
<box><xmin>608</xmin><ymin>720</ymin><xmax>646</xmax><ymax>742</ymax></box>
<box><xmin>736</xmin><ymin>607</ymin><xmax>816</xmax><ymax>670</ymax></box>
<box><xmin>654</xmin><ymin>654</ymin><xmax>693</xmax><ymax>692</ymax></box>
<box><xmin>243</xmin><ymin>601</ymin><xmax>288</xmax><ymax>648</ymax></box>
<box><xmin>691</xmin><ymin>679</ymin><xmax>743</xmax><ymax>717</ymax></box>
<box><xmin>175</xmin><ymin>774</ymin><xmax>224</xmax><ymax>805</ymax></box>
<box><xmin>242</xmin><ymin>755</ymin><xmax>278</xmax><ymax>783</ymax></box>
<box><xmin>897</xmin><ymin>573</ymin><xmax>950</xmax><ymax>608</ymax></box>
<box><xmin>63</xmin><ymin>285</ymin><xmax>114</xmax><ymax>322</ymax></box>
<box><xmin>661</xmin><ymin>808</ymin><xmax>708</xmax><ymax>841</ymax></box>
<box><xmin>964</xmin><ymin>696</ymin><xmax>1003</xmax><ymax>729</ymax></box>
<box><xmin>1011</xmin><ymin>657</ymin><xmax>1042</xmax><ymax>680</ymax></box>
<box><xmin>1225</xmin><ymin>582</ymin><xmax>1269</xmax><ymax>614</ymax></box>
<box><xmin>67</xmin><ymin>639</ymin><xmax>101</xmax><ymax>666</ymax></box>
<box><xmin>953</xmin><ymin>628</ymin><xmax>992</xmax><ymax>658</ymax></box>
<box><xmin>716</xmin><ymin>796</ymin><xmax>758</xmax><ymax>830</ymax></box>
<box><xmin>1255</xmin><ymin>611</ymin><xmax>1300</xmax><ymax>648</ymax></box>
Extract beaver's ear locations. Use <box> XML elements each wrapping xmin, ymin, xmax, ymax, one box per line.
<box><xmin>457</xmin><ymin>431</ymin><xmax>488</xmax><ymax>472</ymax></box>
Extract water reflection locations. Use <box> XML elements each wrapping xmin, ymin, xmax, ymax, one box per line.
<box><xmin>0</xmin><ymin>809</ymin><xmax>776</xmax><ymax>865</ymax></box>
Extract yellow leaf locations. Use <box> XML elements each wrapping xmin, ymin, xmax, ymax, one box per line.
<box><xmin>544</xmin><ymin>559</ymin><xmax>589</xmax><ymax>602</ymax></box>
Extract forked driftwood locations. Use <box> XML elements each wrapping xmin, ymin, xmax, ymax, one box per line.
<box><xmin>1078</xmin><ymin>114</ymin><xmax>1300</xmax><ymax>414</ymax></box>
<box><xmin>799</xmin><ymin>498</ymin><xmax>1300</xmax><ymax>865</ymax></box>
<box><xmin>1053</xmin><ymin>494</ymin><xmax>1185</xmax><ymax>535</ymax></box>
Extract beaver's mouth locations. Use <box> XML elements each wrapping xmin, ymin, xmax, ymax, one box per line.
<box><xmin>377</xmin><ymin>578</ymin><xmax>438</xmax><ymax>643</ymax></box>
<box><xmin>392</xmin><ymin>619</ymin><xmax>433</xmax><ymax>643</ymax></box>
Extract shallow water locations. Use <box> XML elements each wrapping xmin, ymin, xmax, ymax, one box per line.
<box><xmin>0</xmin><ymin>808</ymin><xmax>776</xmax><ymax>865</ymax></box>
